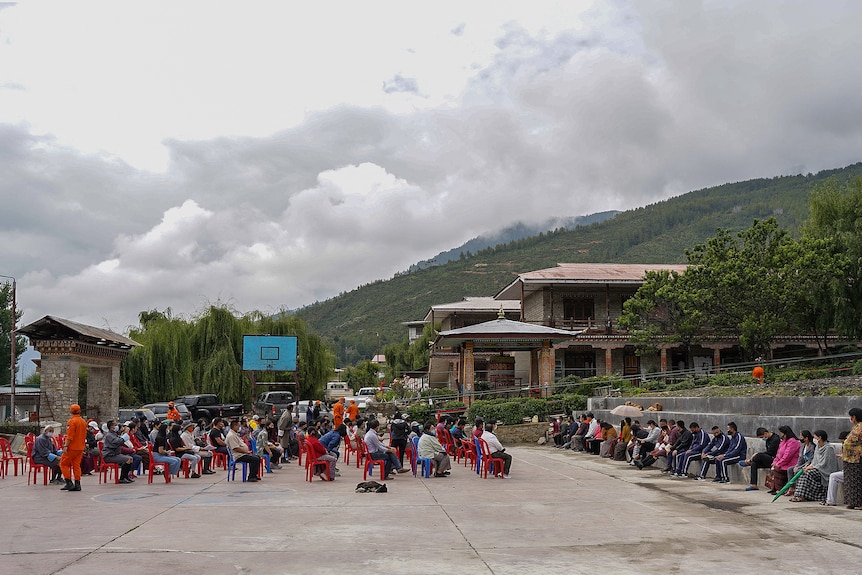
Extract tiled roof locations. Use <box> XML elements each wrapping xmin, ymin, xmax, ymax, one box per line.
<box><xmin>495</xmin><ymin>263</ymin><xmax>688</xmax><ymax>299</ymax></box>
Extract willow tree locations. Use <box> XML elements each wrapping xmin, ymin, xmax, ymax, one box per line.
<box><xmin>190</xmin><ymin>305</ymin><xmax>246</xmax><ymax>404</ymax></box>
<box><xmin>123</xmin><ymin>309</ymin><xmax>193</xmax><ymax>403</ymax></box>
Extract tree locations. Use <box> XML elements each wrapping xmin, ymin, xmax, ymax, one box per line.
<box><xmin>620</xmin><ymin>219</ymin><xmax>815</xmax><ymax>361</ymax></box>
<box><xmin>804</xmin><ymin>176</ymin><xmax>862</xmax><ymax>339</ymax></box>
<box><xmin>0</xmin><ymin>281</ymin><xmax>25</xmax><ymax>387</ymax></box>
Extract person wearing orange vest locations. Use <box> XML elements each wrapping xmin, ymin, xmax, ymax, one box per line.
<box><xmin>332</xmin><ymin>398</ymin><xmax>345</xmax><ymax>428</ymax></box>
<box><xmin>346</xmin><ymin>399</ymin><xmax>359</xmax><ymax>422</ymax></box>
<box><xmin>60</xmin><ymin>403</ymin><xmax>88</xmax><ymax>491</ymax></box>
<box><xmin>166</xmin><ymin>401</ymin><xmax>182</xmax><ymax>422</ymax></box>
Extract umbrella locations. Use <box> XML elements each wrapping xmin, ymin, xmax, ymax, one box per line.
<box><xmin>610</xmin><ymin>405</ymin><xmax>643</xmax><ymax>418</ymax></box>
<box><xmin>772</xmin><ymin>468</ymin><xmax>805</xmax><ymax>502</ymax></box>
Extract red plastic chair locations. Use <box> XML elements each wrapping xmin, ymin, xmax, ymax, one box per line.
<box><xmin>147</xmin><ymin>444</ymin><xmax>172</xmax><ymax>484</ymax></box>
<box><xmin>477</xmin><ymin>438</ymin><xmax>505</xmax><ymax>479</ymax></box>
<box><xmin>206</xmin><ymin>434</ymin><xmax>228</xmax><ymax>470</ymax></box>
<box><xmin>305</xmin><ymin>453</ymin><xmax>332</xmax><ymax>482</ymax></box>
<box><xmin>343</xmin><ymin>436</ymin><xmax>358</xmax><ymax>465</ymax></box>
<box><xmin>360</xmin><ymin>440</ymin><xmax>386</xmax><ymax>481</ymax></box>
<box><xmin>0</xmin><ymin>436</ymin><xmax>24</xmax><ymax>477</ymax></box>
<box><xmin>456</xmin><ymin>438</ymin><xmax>477</xmax><ymax>469</ymax></box>
<box><xmin>297</xmin><ymin>436</ymin><xmax>307</xmax><ymax>467</ymax></box>
<box><xmin>25</xmin><ymin>440</ymin><xmax>50</xmax><ymax>486</ymax></box>
<box><xmin>97</xmin><ymin>442</ymin><xmax>121</xmax><ymax>484</ymax></box>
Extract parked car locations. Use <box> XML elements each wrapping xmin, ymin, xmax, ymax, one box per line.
<box><xmin>292</xmin><ymin>400</ymin><xmax>332</xmax><ymax>423</ymax></box>
<box><xmin>142</xmin><ymin>402</ymin><xmax>192</xmax><ymax>425</ymax></box>
<box><xmin>173</xmin><ymin>394</ymin><xmax>244</xmax><ymax>423</ymax></box>
<box><xmin>253</xmin><ymin>391</ymin><xmax>295</xmax><ymax>420</ymax></box>
<box><xmin>118</xmin><ymin>407</ymin><xmax>156</xmax><ymax>425</ymax></box>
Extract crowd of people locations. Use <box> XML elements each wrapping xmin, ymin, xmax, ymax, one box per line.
<box><xmin>22</xmin><ymin>397</ymin><xmax>521</xmax><ymax>490</ymax></box>
<box><xmin>550</xmin><ymin>407</ymin><xmax>862</xmax><ymax>509</ymax></box>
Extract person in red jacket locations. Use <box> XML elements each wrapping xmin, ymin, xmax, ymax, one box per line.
<box><xmin>60</xmin><ymin>404</ymin><xmax>88</xmax><ymax>491</ymax></box>
<box><xmin>305</xmin><ymin>429</ymin><xmax>336</xmax><ymax>481</ymax></box>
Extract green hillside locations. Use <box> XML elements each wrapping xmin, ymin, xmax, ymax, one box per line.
<box><xmin>295</xmin><ymin>163</ymin><xmax>862</xmax><ymax>365</ymax></box>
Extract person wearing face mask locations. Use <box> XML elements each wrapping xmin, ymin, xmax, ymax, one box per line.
<box><xmin>790</xmin><ymin>430</ymin><xmax>838</xmax><ymax>503</ymax></box>
<box><xmin>102</xmin><ymin>420</ymin><xmax>136</xmax><ymax>484</ymax></box>
<box><xmin>33</xmin><ymin>425</ymin><xmax>64</xmax><ymax>484</ymax></box>
<box><xmin>481</xmin><ymin>420</ymin><xmax>512</xmax><ymax>478</ymax></box>
<box><xmin>60</xmin><ymin>404</ymin><xmax>88</xmax><ymax>492</ymax></box>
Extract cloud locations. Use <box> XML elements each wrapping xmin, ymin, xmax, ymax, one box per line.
<box><xmin>5</xmin><ymin>1</ymin><xmax>862</xmax><ymax>334</ymax></box>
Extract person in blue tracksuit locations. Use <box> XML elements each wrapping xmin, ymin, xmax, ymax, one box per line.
<box><xmin>714</xmin><ymin>422</ymin><xmax>747</xmax><ymax>483</ymax></box>
<box><xmin>696</xmin><ymin>426</ymin><xmax>730</xmax><ymax>480</ymax></box>
<box><xmin>671</xmin><ymin>422</ymin><xmax>709</xmax><ymax>478</ymax></box>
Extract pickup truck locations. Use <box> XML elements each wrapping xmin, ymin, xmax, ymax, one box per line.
<box><xmin>174</xmin><ymin>394</ymin><xmax>244</xmax><ymax>423</ymax></box>
<box><xmin>344</xmin><ymin>386</ymin><xmax>391</xmax><ymax>410</ymax></box>
<box><xmin>253</xmin><ymin>391</ymin><xmax>295</xmax><ymax>420</ymax></box>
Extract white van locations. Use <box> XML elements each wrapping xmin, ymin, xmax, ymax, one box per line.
<box><xmin>325</xmin><ymin>381</ymin><xmax>350</xmax><ymax>401</ymax></box>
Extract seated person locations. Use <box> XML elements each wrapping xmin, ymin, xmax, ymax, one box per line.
<box><xmin>573</xmin><ymin>414</ymin><xmax>597</xmax><ymax>452</ymax></box>
<box><xmin>585</xmin><ymin>419</ymin><xmax>606</xmax><ymax>455</ymax></box>
<box><xmin>181</xmin><ymin>421</ymin><xmax>214</xmax><ymax>474</ymax></box>
<box><xmin>713</xmin><ymin>422</ymin><xmax>747</xmax><ymax>483</ymax></box>
<box><xmin>225</xmin><ymin>419</ymin><xmax>261</xmax><ymax>482</ymax></box>
<box><xmin>788</xmin><ymin>429</ymin><xmax>815</xmax><ymax>484</ymax></box>
<box><xmin>598</xmin><ymin>422</ymin><xmax>619</xmax><ymax>457</ymax></box>
<box><xmin>255</xmin><ymin>419</ymin><xmax>283</xmax><ymax>470</ymax></box>
<box><xmin>152</xmin><ymin>422</ymin><xmax>183</xmax><ymax>477</ymax></box>
<box><xmin>364</xmin><ymin>419</ymin><xmax>404</xmax><ymax>479</ymax></box>
<box><xmin>671</xmin><ymin>422</ymin><xmax>709</xmax><ymax>478</ymax></box>
<box><xmin>631</xmin><ymin>420</ymin><xmax>662</xmax><ymax>465</ymax></box>
<box><xmin>741</xmin><ymin>427</ymin><xmax>781</xmax><ymax>491</ymax></box>
<box><xmin>319</xmin><ymin>424</ymin><xmax>347</xmax><ymax>462</ymax></box>
<box><xmin>418</xmin><ymin>420</ymin><xmax>452</xmax><ymax>477</ymax></box>
<box><xmin>102</xmin><ymin>419</ymin><xmax>136</xmax><ymax>484</ymax></box>
<box><xmin>697</xmin><ymin>426</ymin><xmax>729</xmax><ymax>480</ymax></box>
<box><xmin>208</xmin><ymin>418</ymin><xmax>230</xmax><ymax>456</ymax></box>
<box><xmin>481</xmin><ymin>420</ymin><xmax>513</xmax><ymax>478</ymax></box>
<box><xmin>767</xmin><ymin>426</ymin><xmax>801</xmax><ymax>495</ymax></box>
<box><xmin>663</xmin><ymin>420</ymin><xmax>693</xmax><ymax>474</ymax></box>
<box><xmin>169</xmin><ymin>423</ymin><xmax>201</xmax><ymax>478</ymax></box>
<box><xmin>791</xmin><ymin>430</ymin><xmax>838</xmax><ymax>503</ymax></box>
<box><xmin>305</xmin><ymin>428</ymin><xmax>337</xmax><ymax>481</ymax></box>
<box><xmin>32</xmin><ymin>425</ymin><xmax>64</xmax><ymax>484</ymax></box>
<box><xmin>824</xmin><ymin>431</ymin><xmax>850</xmax><ymax>506</ymax></box>
<box><xmin>126</xmin><ymin>421</ymin><xmax>151</xmax><ymax>473</ymax></box>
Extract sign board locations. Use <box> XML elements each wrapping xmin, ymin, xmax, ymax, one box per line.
<box><xmin>242</xmin><ymin>335</ymin><xmax>298</xmax><ymax>372</ymax></box>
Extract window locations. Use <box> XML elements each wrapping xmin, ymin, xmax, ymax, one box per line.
<box><xmin>564</xmin><ymin>298</ymin><xmax>594</xmax><ymax>321</ymax></box>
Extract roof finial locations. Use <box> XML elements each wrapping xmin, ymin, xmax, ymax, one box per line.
<box><xmin>498</xmin><ymin>305</ymin><xmax>505</xmax><ymax>319</ymax></box>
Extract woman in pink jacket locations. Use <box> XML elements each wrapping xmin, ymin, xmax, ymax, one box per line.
<box><xmin>768</xmin><ymin>426</ymin><xmax>801</xmax><ymax>495</ymax></box>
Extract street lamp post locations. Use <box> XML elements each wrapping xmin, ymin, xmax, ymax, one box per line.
<box><xmin>0</xmin><ymin>274</ymin><xmax>16</xmax><ymax>421</ymax></box>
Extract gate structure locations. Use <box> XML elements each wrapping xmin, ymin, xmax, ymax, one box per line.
<box><xmin>19</xmin><ymin>316</ymin><xmax>139</xmax><ymax>423</ymax></box>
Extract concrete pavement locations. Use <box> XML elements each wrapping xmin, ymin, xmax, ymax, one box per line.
<box><xmin>0</xmin><ymin>445</ymin><xmax>859</xmax><ymax>574</ymax></box>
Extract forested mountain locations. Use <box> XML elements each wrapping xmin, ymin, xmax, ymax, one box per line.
<box><xmin>408</xmin><ymin>211</ymin><xmax>619</xmax><ymax>271</ymax></box>
<box><xmin>294</xmin><ymin>163</ymin><xmax>862</xmax><ymax>366</ymax></box>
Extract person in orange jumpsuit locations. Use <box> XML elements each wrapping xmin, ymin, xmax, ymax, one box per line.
<box><xmin>166</xmin><ymin>401</ymin><xmax>182</xmax><ymax>422</ymax></box>
<box><xmin>60</xmin><ymin>403</ymin><xmax>87</xmax><ymax>491</ymax></box>
<box><xmin>346</xmin><ymin>399</ymin><xmax>359</xmax><ymax>423</ymax></box>
<box><xmin>332</xmin><ymin>398</ymin><xmax>345</xmax><ymax>428</ymax></box>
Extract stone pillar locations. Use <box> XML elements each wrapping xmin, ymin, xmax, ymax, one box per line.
<box><xmin>605</xmin><ymin>348</ymin><xmax>613</xmax><ymax>374</ymax></box>
<box><xmin>463</xmin><ymin>342</ymin><xmax>474</xmax><ymax>405</ymax></box>
<box><xmin>87</xmin><ymin>365</ymin><xmax>120</xmax><ymax>424</ymax></box>
<box><xmin>39</xmin><ymin>355</ymin><xmax>80</xmax><ymax>424</ymax></box>
<box><xmin>539</xmin><ymin>341</ymin><xmax>553</xmax><ymax>397</ymax></box>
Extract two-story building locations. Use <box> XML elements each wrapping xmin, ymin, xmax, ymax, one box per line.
<box><xmin>425</xmin><ymin>263</ymin><xmax>847</xmax><ymax>396</ymax></box>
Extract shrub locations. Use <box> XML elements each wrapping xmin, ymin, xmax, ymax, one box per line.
<box><xmin>853</xmin><ymin>359</ymin><xmax>862</xmax><ymax>376</ymax></box>
<box><xmin>406</xmin><ymin>403</ymin><xmax>432</xmax><ymax>423</ymax></box>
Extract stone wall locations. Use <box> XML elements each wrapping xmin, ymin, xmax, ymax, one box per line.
<box><xmin>471</xmin><ymin>422</ymin><xmax>548</xmax><ymax>444</ymax></box>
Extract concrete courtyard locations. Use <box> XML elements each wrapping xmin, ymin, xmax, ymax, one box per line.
<box><xmin>0</xmin><ymin>444</ymin><xmax>858</xmax><ymax>574</ymax></box>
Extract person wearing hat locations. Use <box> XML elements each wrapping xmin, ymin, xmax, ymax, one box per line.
<box><xmin>166</xmin><ymin>401</ymin><xmax>182</xmax><ymax>423</ymax></box>
<box><xmin>249</xmin><ymin>414</ymin><xmax>260</xmax><ymax>430</ymax></box>
<box><xmin>181</xmin><ymin>421</ymin><xmax>214</xmax><ymax>474</ymax></box>
<box><xmin>33</xmin><ymin>425</ymin><xmax>64</xmax><ymax>484</ymax></box>
<box><xmin>332</xmin><ymin>397</ymin><xmax>345</xmax><ymax>428</ymax></box>
<box><xmin>60</xmin><ymin>404</ymin><xmax>88</xmax><ymax>491</ymax></box>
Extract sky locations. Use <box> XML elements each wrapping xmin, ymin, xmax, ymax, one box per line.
<box><xmin>3</xmin><ymin>1</ymin><xmax>862</xmax><ymax>350</ymax></box>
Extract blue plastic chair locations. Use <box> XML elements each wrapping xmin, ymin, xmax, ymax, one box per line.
<box><xmin>226</xmin><ymin>450</ymin><xmax>248</xmax><ymax>482</ymax></box>
<box><xmin>412</xmin><ymin>436</ymin><xmax>433</xmax><ymax>478</ymax></box>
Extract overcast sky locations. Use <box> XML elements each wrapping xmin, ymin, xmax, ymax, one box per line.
<box><xmin>2</xmin><ymin>1</ymin><xmax>862</xmax><ymax>339</ymax></box>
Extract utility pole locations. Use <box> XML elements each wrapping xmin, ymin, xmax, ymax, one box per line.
<box><xmin>0</xmin><ymin>275</ymin><xmax>16</xmax><ymax>421</ymax></box>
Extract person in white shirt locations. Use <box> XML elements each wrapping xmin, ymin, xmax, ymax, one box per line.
<box><xmin>481</xmin><ymin>420</ymin><xmax>512</xmax><ymax>478</ymax></box>
<box><xmin>363</xmin><ymin>419</ymin><xmax>404</xmax><ymax>479</ymax></box>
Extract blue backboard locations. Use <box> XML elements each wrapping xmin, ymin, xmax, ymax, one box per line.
<box><xmin>242</xmin><ymin>335</ymin><xmax>298</xmax><ymax>371</ymax></box>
